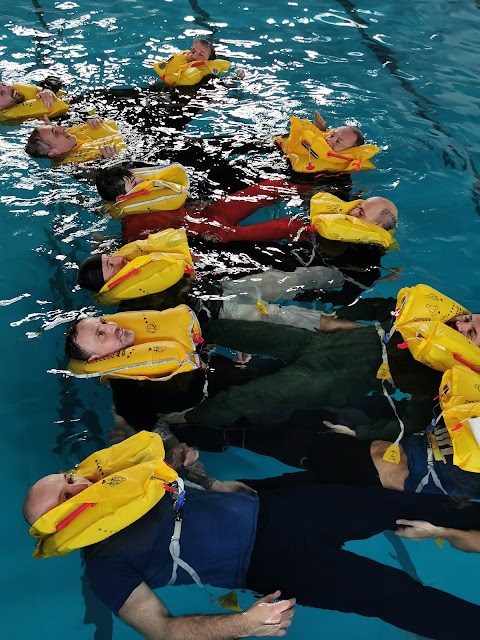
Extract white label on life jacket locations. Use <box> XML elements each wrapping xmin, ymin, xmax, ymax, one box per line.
<box><xmin>467</xmin><ymin>417</ymin><xmax>480</xmax><ymax>448</ymax></box>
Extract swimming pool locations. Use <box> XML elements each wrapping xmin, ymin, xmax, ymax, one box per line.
<box><xmin>2</xmin><ymin>0</ymin><xmax>480</xmax><ymax>638</ymax></box>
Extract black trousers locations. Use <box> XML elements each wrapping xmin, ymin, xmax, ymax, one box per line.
<box><xmin>174</xmin><ymin>411</ymin><xmax>381</xmax><ymax>486</ymax></box>
<box><xmin>245</xmin><ymin>483</ymin><xmax>480</xmax><ymax>639</ymax></box>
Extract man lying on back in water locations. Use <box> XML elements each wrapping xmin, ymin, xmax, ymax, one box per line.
<box><xmin>24</xmin><ymin>438</ymin><xmax>480</xmax><ymax>640</ymax></box>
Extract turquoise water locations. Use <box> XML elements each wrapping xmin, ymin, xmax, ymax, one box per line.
<box><xmin>1</xmin><ymin>0</ymin><xmax>480</xmax><ymax>638</ymax></box>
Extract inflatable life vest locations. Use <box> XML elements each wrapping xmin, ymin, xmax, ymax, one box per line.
<box><xmin>435</xmin><ymin>365</ymin><xmax>480</xmax><ymax>472</ymax></box>
<box><xmin>310</xmin><ymin>192</ymin><xmax>397</xmax><ymax>250</ymax></box>
<box><xmin>96</xmin><ymin>229</ymin><xmax>195</xmax><ymax>305</ymax></box>
<box><xmin>0</xmin><ymin>83</ymin><xmax>69</xmax><ymax>124</ymax></box>
<box><xmin>29</xmin><ymin>431</ymin><xmax>179</xmax><ymax>558</ymax></box>
<box><xmin>439</xmin><ymin>365</ymin><xmax>480</xmax><ymax>411</ymax></box>
<box><xmin>68</xmin><ymin>306</ymin><xmax>203</xmax><ymax>382</ymax></box>
<box><xmin>104</xmin><ymin>164</ymin><xmax>190</xmax><ymax>219</ymax></box>
<box><xmin>57</xmin><ymin>120</ymin><xmax>126</xmax><ymax>166</ymax></box>
<box><xmin>391</xmin><ymin>284</ymin><xmax>480</xmax><ymax>372</ymax></box>
<box><xmin>275</xmin><ymin>116</ymin><xmax>380</xmax><ymax>174</ymax></box>
<box><xmin>439</xmin><ymin>400</ymin><xmax>480</xmax><ymax>473</ymax></box>
<box><xmin>153</xmin><ymin>51</ymin><xmax>231</xmax><ymax>86</ymax></box>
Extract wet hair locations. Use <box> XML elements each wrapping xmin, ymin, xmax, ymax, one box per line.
<box><xmin>374</xmin><ymin>208</ymin><xmax>397</xmax><ymax>231</ymax></box>
<box><xmin>193</xmin><ymin>38</ymin><xmax>216</xmax><ymax>60</ymax></box>
<box><xmin>25</xmin><ymin>129</ymin><xmax>50</xmax><ymax>158</ymax></box>
<box><xmin>64</xmin><ymin>319</ymin><xmax>91</xmax><ymax>361</ymax></box>
<box><xmin>38</xmin><ymin>75</ymin><xmax>63</xmax><ymax>93</ymax></box>
<box><xmin>77</xmin><ymin>255</ymin><xmax>104</xmax><ymax>292</ymax></box>
<box><xmin>350</xmin><ymin>127</ymin><xmax>364</xmax><ymax>147</ymax></box>
<box><xmin>95</xmin><ymin>166</ymin><xmax>133</xmax><ymax>201</ymax></box>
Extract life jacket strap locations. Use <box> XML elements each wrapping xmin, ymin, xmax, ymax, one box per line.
<box><xmin>168</xmin><ymin>479</ymin><xmax>204</xmax><ymax>588</ymax></box>
<box><xmin>415</xmin><ymin>444</ymin><xmax>448</xmax><ymax>495</ymax></box>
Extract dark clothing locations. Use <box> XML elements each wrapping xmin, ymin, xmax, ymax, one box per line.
<box><xmin>84</xmin><ymin>489</ymin><xmax>258</xmax><ymax>614</ymax></box>
<box><xmin>112</xmin><ymin>353</ymin><xmax>284</xmax><ymax>431</ymax></box>
<box><xmin>114</xmin><ymin>298</ymin><xmax>442</xmax><ymax>438</ymax></box>
<box><xmin>175</xmin><ymin>417</ymin><xmax>480</xmax><ymax>499</ymax></box>
<box><xmin>403</xmin><ymin>434</ymin><xmax>480</xmax><ymax>498</ymax></box>
<box><xmin>84</xmin><ymin>482</ymin><xmax>480</xmax><ymax>639</ymax></box>
<box><xmin>247</xmin><ymin>483</ymin><xmax>480</xmax><ymax>640</ymax></box>
<box><xmin>174</xmin><ymin>420</ymin><xmax>381</xmax><ymax>486</ymax></box>
<box><xmin>187</xmin><ymin>317</ymin><xmax>423</xmax><ymax>435</ymax></box>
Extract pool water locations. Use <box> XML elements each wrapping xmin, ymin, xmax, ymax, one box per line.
<box><xmin>1</xmin><ymin>0</ymin><xmax>480</xmax><ymax>638</ymax></box>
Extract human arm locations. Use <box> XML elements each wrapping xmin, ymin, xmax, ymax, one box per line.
<box><xmin>119</xmin><ymin>583</ymin><xmax>295</xmax><ymax>640</ymax></box>
<box><xmin>318</xmin><ymin>314</ymin><xmax>364</xmax><ymax>333</ymax></box>
<box><xmin>395</xmin><ymin>521</ymin><xmax>480</xmax><ymax>553</ymax></box>
<box><xmin>352</xmin><ymin>396</ymin><xmax>433</xmax><ymax>442</ymax></box>
<box><xmin>154</xmin><ymin>419</ymin><xmax>217</xmax><ymax>490</ymax></box>
<box><xmin>335</xmin><ymin>297</ymin><xmax>397</xmax><ymax>323</ymax></box>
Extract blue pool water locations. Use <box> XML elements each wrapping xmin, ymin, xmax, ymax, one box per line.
<box><xmin>1</xmin><ymin>0</ymin><xmax>480</xmax><ymax>638</ymax></box>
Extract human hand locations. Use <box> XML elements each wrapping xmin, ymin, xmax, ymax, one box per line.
<box><xmin>210</xmin><ymin>480</ymin><xmax>257</xmax><ymax>494</ymax></box>
<box><xmin>318</xmin><ymin>312</ymin><xmax>338</xmax><ymax>332</ymax></box>
<box><xmin>395</xmin><ymin>520</ymin><xmax>446</xmax><ymax>541</ymax></box>
<box><xmin>201</xmin><ymin>232</ymin><xmax>222</xmax><ymax>243</ymax></box>
<box><xmin>235</xmin><ymin>68</ymin><xmax>246</xmax><ymax>80</ymax></box>
<box><xmin>167</xmin><ymin>443</ymin><xmax>200</xmax><ymax>469</ymax></box>
<box><xmin>87</xmin><ymin>116</ymin><xmax>103</xmax><ymax>129</ymax></box>
<box><xmin>36</xmin><ymin>89</ymin><xmax>57</xmax><ymax>109</ymax></box>
<box><xmin>234</xmin><ymin>351</ymin><xmax>252</xmax><ymax>366</ymax></box>
<box><xmin>108</xmin><ymin>424</ymin><xmax>137</xmax><ymax>443</ymax></box>
<box><xmin>323</xmin><ymin>420</ymin><xmax>356</xmax><ymax>437</ymax></box>
<box><xmin>42</xmin><ymin>114</ymin><xmax>53</xmax><ymax>126</ymax></box>
<box><xmin>164</xmin><ymin>412</ymin><xmax>187</xmax><ymax>424</ymax></box>
<box><xmin>313</xmin><ymin>110</ymin><xmax>326</xmax><ymax>131</ymax></box>
<box><xmin>382</xmin><ymin>267</ymin><xmax>404</xmax><ymax>284</ymax></box>
<box><xmin>98</xmin><ymin>144</ymin><xmax>119</xmax><ymax>159</ymax></box>
<box><xmin>243</xmin><ymin>591</ymin><xmax>296</xmax><ymax>637</ymax></box>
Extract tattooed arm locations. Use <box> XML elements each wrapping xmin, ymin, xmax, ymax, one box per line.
<box><xmin>154</xmin><ymin>419</ymin><xmax>254</xmax><ymax>493</ymax></box>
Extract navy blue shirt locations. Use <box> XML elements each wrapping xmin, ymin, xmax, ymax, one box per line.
<box><xmin>84</xmin><ymin>488</ymin><xmax>259</xmax><ymax>615</ymax></box>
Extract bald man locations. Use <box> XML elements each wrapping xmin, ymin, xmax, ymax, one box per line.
<box><xmin>348</xmin><ymin>196</ymin><xmax>398</xmax><ymax>230</ymax></box>
<box><xmin>24</xmin><ymin>460</ymin><xmax>480</xmax><ymax>640</ymax></box>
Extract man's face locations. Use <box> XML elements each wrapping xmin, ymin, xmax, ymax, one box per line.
<box><xmin>325</xmin><ymin>126</ymin><xmax>358</xmax><ymax>152</ymax></box>
<box><xmin>101</xmin><ymin>254</ymin><xmax>128</xmax><ymax>282</ymax></box>
<box><xmin>0</xmin><ymin>83</ymin><xmax>24</xmax><ymax>110</ymax></box>
<box><xmin>26</xmin><ymin>474</ymin><xmax>93</xmax><ymax>524</ymax></box>
<box><xmin>187</xmin><ymin>41</ymin><xmax>211</xmax><ymax>63</ymax></box>
<box><xmin>349</xmin><ymin>197</ymin><xmax>397</xmax><ymax>227</ymax></box>
<box><xmin>76</xmin><ymin>317</ymin><xmax>135</xmax><ymax>361</ymax></box>
<box><xmin>36</xmin><ymin>124</ymin><xmax>77</xmax><ymax>157</ymax></box>
<box><xmin>451</xmin><ymin>314</ymin><xmax>480</xmax><ymax>347</ymax></box>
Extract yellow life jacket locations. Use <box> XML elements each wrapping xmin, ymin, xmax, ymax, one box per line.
<box><xmin>439</xmin><ymin>401</ymin><xmax>480</xmax><ymax>473</ymax></box>
<box><xmin>391</xmin><ymin>284</ymin><xmax>480</xmax><ymax>372</ymax></box>
<box><xmin>57</xmin><ymin>120</ymin><xmax>126</xmax><ymax>166</ymax></box>
<box><xmin>68</xmin><ymin>306</ymin><xmax>203</xmax><ymax>382</ymax></box>
<box><xmin>104</xmin><ymin>164</ymin><xmax>190</xmax><ymax>219</ymax></box>
<box><xmin>275</xmin><ymin>116</ymin><xmax>380</xmax><ymax>174</ymax></box>
<box><xmin>0</xmin><ymin>83</ymin><xmax>69</xmax><ymax>124</ymax></box>
<box><xmin>439</xmin><ymin>365</ymin><xmax>480</xmax><ymax>411</ymax></box>
<box><xmin>96</xmin><ymin>229</ymin><xmax>195</xmax><ymax>305</ymax></box>
<box><xmin>310</xmin><ymin>192</ymin><xmax>397</xmax><ymax>250</ymax></box>
<box><xmin>29</xmin><ymin>431</ymin><xmax>179</xmax><ymax>558</ymax></box>
<box><xmin>153</xmin><ymin>51</ymin><xmax>231</xmax><ymax>86</ymax></box>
